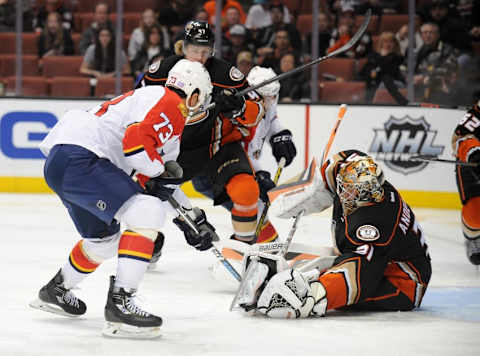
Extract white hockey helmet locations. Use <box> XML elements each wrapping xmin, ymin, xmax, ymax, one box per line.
<box><xmin>246</xmin><ymin>66</ymin><xmax>280</xmax><ymax>98</ymax></box>
<box><xmin>166</xmin><ymin>59</ymin><xmax>213</xmax><ymax>114</ymax></box>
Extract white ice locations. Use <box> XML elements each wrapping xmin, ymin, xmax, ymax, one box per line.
<box><xmin>1</xmin><ymin>193</ymin><xmax>479</xmax><ymax>356</ymax></box>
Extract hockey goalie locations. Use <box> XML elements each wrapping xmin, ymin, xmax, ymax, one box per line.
<box><xmin>231</xmin><ymin>150</ymin><xmax>432</xmax><ymax>318</ymax></box>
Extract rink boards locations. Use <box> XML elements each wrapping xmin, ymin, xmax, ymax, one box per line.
<box><xmin>0</xmin><ymin>97</ymin><xmax>464</xmax><ymax>209</ymax></box>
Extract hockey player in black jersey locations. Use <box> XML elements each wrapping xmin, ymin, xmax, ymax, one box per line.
<box><xmin>231</xmin><ymin>151</ymin><xmax>432</xmax><ymax>318</ymax></box>
<box><xmin>136</xmin><ymin>21</ymin><xmax>272</xmax><ymax>265</ymax></box>
<box><xmin>452</xmin><ymin>99</ymin><xmax>480</xmax><ymax>265</ymax></box>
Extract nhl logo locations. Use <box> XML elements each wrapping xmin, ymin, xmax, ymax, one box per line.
<box><xmin>369</xmin><ymin>115</ymin><xmax>444</xmax><ymax>175</ymax></box>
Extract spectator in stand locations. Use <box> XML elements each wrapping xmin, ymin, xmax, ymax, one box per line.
<box><xmin>245</xmin><ymin>0</ymin><xmax>291</xmax><ymax>31</ymax></box>
<box><xmin>278</xmin><ymin>52</ymin><xmax>307</xmax><ymax>102</ymax></box>
<box><xmin>128</xmin><ymin>8</ymin><xmax>170</xmax><ymax>63</ymax></box>
<box><xmin>223</xmin><ymin>6</ymin><xmax>242</xmax><ymax>31</ymax></box>
<box><xmin>327</xmin><ymin>8</ymin><xmax>372</xmax><ymax>58</ymax></box>
<box><xmin>464</xmin><ymin>0</ymin><xmax>480</xmax><ymax>40</ymax></box>
<box><xmin>131</xmin><ymin>24</ymin><xmax>167</xmax><ymax>77</ymax></box>
<box><xmin>37</xmin><ymin>11</ymin><xmax>74</xmax><ymax>69</ymax></box>
<box><xmin>395</xmin><ymin>15</ymin><xmax>423</xmax><ymax>57</ymax></box>
<box><xmin>78</xmin><ymin>1</ymin><xmax>113</xmax><ymax>55</ymax></box>
<box><xmin>329</xmin><ymin>0</ymin><xmax>401</xmax><ymax>15</ymax></box>
<box><xmin>223</xmin><ymin>24</ymin><xmax>255</xmax><ymax>66</ymax></box>
<box><xmin>33</xmin><ymin>0</ymin><xmax>74</xmax><ymax>33</ymax></box>
<box><xmin>358</xmin><ymin>31</ymin><xmax>405</xmax><ymax>102</ymax></box>
<box><xmin>0</xmin><ymin>0</ymin><xmax>15</xmax><ymax>32</ymax></box>
<box><xmin>203</xmin><ymin>0</ymin><xmax>246</xmax><ymax>26</ymax></box>
<box><xmin>255</xmin><ymin>3</ymin><xmax>302</xmax><ymax>52</ymax></box>
<box><xmin>404</xmin><ymin>22</ymin><xmax>458</xmax><ymax>105</ymax></box>
<box><xmin>194</xmin><ymin>7</ymin><xmax>209</xmax><ymax>23</ymax></box>
<box><xmin>236</xmin><ymin>50</ymin><xmax>254</xmax><ymax>76</ymax></box>
<box><xmin>80</xmin><ymin>26</ymin><xmax>130</xmax><ymax>78</ymax></box>
<box><xmin>305</xmin><ymin>12</ymin><xmax>333</xmax><ymax>59</ymax></box>
<box><xmin>259</xmin><ymin>28</ymin><xmax>300</xmax><ymax>73</ymax></box>
<box><xmin>422</xmin><ymin>0</ymin><xmax>472</xmax><ymax>67</ymax></box>
<box><xmin>158</xmin><ymin>0</ymin><xmax>195</xmax><ymax>40</ymax></box>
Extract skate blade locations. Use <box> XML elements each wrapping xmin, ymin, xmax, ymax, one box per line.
<box><xmin>102</xmin><ymin>321</ymin><xmax>161</xmax><ymax>339</ymax></box>
<box><xmin>29</xmin><ymin>298</ymin><xmax>81</xmax><ymax>318</ymax></box>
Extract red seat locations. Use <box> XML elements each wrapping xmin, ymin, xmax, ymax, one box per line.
<box><xmin>355</xmin><ymin>15</ymin><xmax>380</xmax><ymax>35</ymax></box>
<box><xmin>5</xmin><ymin>76</ymin><xmax>49</xmax><ymax>96</ymax></box>
<box><xmin>283</xmin><ymin>0</ymin><xmax>301</xmax><ymax>16</ymax></box>
<box><xmin>0</xmin><ymin>32</ymin><xmax>39</xmax><ymax>55</ymax></box>
<box><xmin>0</xmin><ymin>55</ymin><xmax>40</xmax><ymax>76</ymax></box>
<box><xmin>71</xmin><ymin>33</ymin><xmax>81</xmax><ymax>55</ymax></box>
<box><xmin>378</xmin><ymin>15</ymin><xmax>409</xmax><ymax>34</ymax></box>
<box><xmin>355</xmin><ymin>57</ymin><xmax>368</xmax><ymax>77</ymax></box>
<box><xmin>318</xmin><ymin>58</ymin><xmax>355</xmax><ymax>81</ymax></box>
<box><xmin>50</xmin><ymin>76</ymin><xmax>92</xmax><ymax>97</ymax></box>
<box><xmin>78</xmin><ymin>13</ymin><xmax>140</xmax><ymax>34</ymax></box>
<box><xmin>42</xmin><ymin>56</ymin><xmax>84</xmax><ymax>77</ymax></box>
<box><xmin>319</xmin><ymin>81</ymin><xmax>366</xmax><ymax>103</ymax></box>
<box><xmin>95</xmin><ymin>77</ymin><xmax>135</xmax><ymax>98</ymax></box>
<box><xmin>372</xmin><ymin>88</ymin><xmax>408</xmax><ymax>104</ymax></box>
<box><xmin>296</xmin><ymin>14</ymin><xmax>313</xmax><ymax>36</ymax></box>
<box><xmin>77</xmin><ymin>0</ymin><xmax>116</xmax><ymax>13</ymax></box>
<box><xmin>124</xmin><ymin>0</ymin><xmax>160</xmax><ymax>12</ymax></box>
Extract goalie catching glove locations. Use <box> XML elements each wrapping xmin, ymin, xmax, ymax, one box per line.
<box><xmin>173</xmin><ymin>207</ymin><xmax>216</xmax><ymax>251</ymax></box>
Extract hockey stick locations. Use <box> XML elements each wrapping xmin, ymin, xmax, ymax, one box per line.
<box><xmin>279</xmin><ymin>209</ymin><xmax>305</xmax><ymax>258</ymax></box>
<box><xmin>167</xmin><ymin>195</ymin><xmax>242</xmax><ymax>282</ymax></box>
<box><xmin>255</xmin><ymin>157</ymin><xmax>286</xmax><ymax>237</ymax></box>
<box><xmin>191</xmin><ymin>10</ymin><xmax>372</xmax><ymax>117</ymax></box>
<box><xmin>321</xmin><ymin>104</ymin><xmax>348</xmax><ymax>166</ymax></box>
<box><xmin>410</xmin><ymin>154</ymin><xmax>479</xmax><ymax>168</ymax></box>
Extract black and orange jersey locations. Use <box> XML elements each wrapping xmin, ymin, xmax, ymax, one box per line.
<box><xmin>453</xmin><ymin>105</ymin><xmax>480</xmax><ymax>204</ymax></box>
<box><xmin>136</xmin><ymin>55</ymin><xmax>263</xmax><ymax>179</ymax></box>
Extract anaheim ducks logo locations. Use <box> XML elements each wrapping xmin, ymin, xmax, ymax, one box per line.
<box><xmin>177</xmin><ymin>102</ymin><xmax>188</xmax><ymax>118</ymax></box>
<box><xmin>229</xmin><ymin>67</ymin><xmax>244</xmax><ymax>81</ymax></box>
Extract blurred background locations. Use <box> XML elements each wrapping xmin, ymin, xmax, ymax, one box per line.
<box><xmin>1</xmin><ymin>0</ymin><xmax>479</xmax><ymax>106</ymax></box>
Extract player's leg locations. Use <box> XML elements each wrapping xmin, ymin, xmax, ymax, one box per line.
<box><xmin>209</xmin><ymin>142</ymin><xmax>260</xmax><ymax>243</ymax></box>
<box><xmin>461</xmin><ymin>196</ymin><xmax>480</xmax><ymax>265</ymax></box>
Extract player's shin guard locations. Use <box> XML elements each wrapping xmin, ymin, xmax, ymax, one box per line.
<box><xmin>462</xmin><ymin>197</ymin><xmax>480</xmax><ymax>265</ymax></box>
<box><xmin>226</xmin><ymin>174</ymin><xmax>259</xmax><ymax>243</ymax></box>
<box><xmin>116</xmin><ymin>230</ymin><xmax>154</xmax><ymax>290</ymax></box>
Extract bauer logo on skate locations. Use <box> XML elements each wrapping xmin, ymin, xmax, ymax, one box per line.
<box><xmin>0</xmin><ymin>111</ymin><xmax>57</xmax><ymax>159</ymax></box>
<box><xmin>369</xmin><ymin>115</ymin><xmax>444</xmax><ymax>175</ymax></box>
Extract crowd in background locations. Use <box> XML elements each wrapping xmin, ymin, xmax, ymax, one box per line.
<box><xmin>1</xmin><ymin>0</ymin><xmax>479</xmax><ymax>106</ymax></box>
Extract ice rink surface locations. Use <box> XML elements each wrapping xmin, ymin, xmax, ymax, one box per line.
<box><xmin>1</xmin><ymin>193</ymin><xmax>479</xmax><ymax>356</ymax></box>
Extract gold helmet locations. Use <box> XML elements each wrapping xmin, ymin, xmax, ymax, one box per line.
<box><xmin>336</xmin><ymin>156</ymin><xmax>385</xmax><ymax>213</ymax></box>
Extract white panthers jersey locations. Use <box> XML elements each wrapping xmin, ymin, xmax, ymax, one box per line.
<box><xmin>245</xmin><ymin>102</ymin><xmax>284</xmax><ymax>171</ymax></box>
<box><xmin>39</xmin><ymin>86</ymin><xmax>188</xmax><ymax>178</ymax></box>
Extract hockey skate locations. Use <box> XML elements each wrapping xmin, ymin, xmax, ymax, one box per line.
<box><xmin>102</xmin><ymin>276</ymin><xmax>162</xmax><ymax>339</ymax></box>
<box><xmin>29</xmin><ymin>269</ymin><xmax>86</xmax><ymax>317</ymax></box>
<box><xmin>465</xmin><ymin>237</ymin><xmax>480</xmax><ymax>265</ymax></box>
<box><xmin>147</xmin><ymin>232</ymin><xmax>165</xmax><ymax>271</ymax></box>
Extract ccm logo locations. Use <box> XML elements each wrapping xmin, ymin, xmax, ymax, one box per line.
<box><xmin>0</xmin><ymin>111</ymin><xmax>57</xmax><ymax>159</ymax></box>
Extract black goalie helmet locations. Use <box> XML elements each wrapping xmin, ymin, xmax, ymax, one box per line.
<box><xmin>184</xmin><ymin>21</ymin><xmax>215</xmax><ymax>47</ymax></box>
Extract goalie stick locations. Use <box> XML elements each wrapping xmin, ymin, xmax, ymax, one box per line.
<box><xmin>410</xmin><ymin>154</ymin><xmax>479</xmax><ymax>168</ymax></box>
<box><xmin>255</xmin><ymin>157</ymin><xmax>286</xmax><ymax>237</ymax></box>
<box><xmin>191</xmin><ymin>9</ymin><xmax>372</xmax><ymax>117</ymax></box>
<box><xmin>167</xmin><ymin>196</ymin><xmax>242</xmax><ymax>282</ymax></box>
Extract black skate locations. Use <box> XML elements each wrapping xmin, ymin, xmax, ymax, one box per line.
<box><xmin>465</xmin><ymin>237</ymin><xmax>480</xmax><ymax>265</ymax></box>
<box><xmin>102</xmin><ymin>276</ymin><xmax>162</xmax><ymax>339</ymax></box>
<box><xmin>29</xmin><ymin>269</ymin><xmax>86</xmax><ymax>317</ymax></box>
<box><xmin>147</xmin><ymin>232</ymin><xmax>165</xmax><ymax>271</ymax></box>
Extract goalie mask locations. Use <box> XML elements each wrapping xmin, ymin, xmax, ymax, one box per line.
<box><xmin>166</xmin><ymin>59</ymin><xmax>213</xmax><ymax>120</ymax></box>
<box><xmin>336</xmin><ymin>156</ymin><xmax>385</xmax><ymax>214</ymax></box>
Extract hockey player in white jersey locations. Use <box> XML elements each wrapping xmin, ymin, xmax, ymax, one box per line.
<box><xmin>29</xmin><ymin>59</ymin><xmax>214</xmax><ymax>339</ymax></box>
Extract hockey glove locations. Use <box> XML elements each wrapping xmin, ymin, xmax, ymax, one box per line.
<box><xmin>144</xmin><ymin>176</ymin><xmax>182</xmax><ymax>201</ymax></box>
<box><xmin>172</xmin><ymin>207</ymin><xmax>215</xmax><ymax>251</ymax></box>
<box><xmin>256</xmin><ymin>170</ymin><xmax>276</xmax><ymax>203</ymax></box>
<box><xmin>214</xmin><ymin>89</ymin><xmax>246</xmax><ymax>120</ymax></box>
<box><xmin>270</xmin><ymin>129</ymin><xmax>296</xmax><ymax>167</ymax></box>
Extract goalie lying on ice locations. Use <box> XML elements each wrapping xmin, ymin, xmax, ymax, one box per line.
<box><xmin>231</xmin><ymin>150</ymin><xmax>432</xmax><ymax>318</ymax></box>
